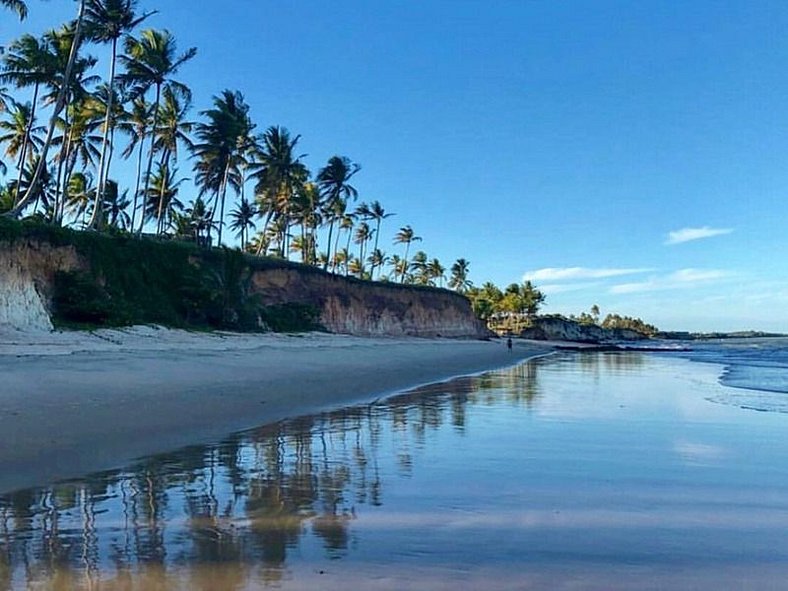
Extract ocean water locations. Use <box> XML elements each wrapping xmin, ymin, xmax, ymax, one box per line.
<box><xmin>2</xmin><ymin>349</ymin><xmax>788</xmax><ymax>589</ymax></box>
<box><xmin>671</xmin><ymin>337</ymin><xmax>788</xmax><ymax>412</ymax></box>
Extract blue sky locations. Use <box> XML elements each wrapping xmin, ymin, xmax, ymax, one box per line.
<box><xmin>3</xmin><ymin>0</ymin><xmax>788</xmax><ymax>332</ymax></box>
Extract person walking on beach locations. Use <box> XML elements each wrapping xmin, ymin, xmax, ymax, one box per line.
<box><xmin>507</xmin><ymin>337</ymin><xmax>513</xmax><ymax>352</ymax></box>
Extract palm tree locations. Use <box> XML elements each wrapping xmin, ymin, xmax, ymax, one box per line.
<box><xmin>353</xmin><ymin>221</ymin><xmax>373</xmax><ymax>277</ymax></box>
<box><xmin>192</xmin><ymin>89</ymin><xmax>254</xmax><ymax>246</ymax></box>
<box><xmin>0</xmin><ymin>101</ymin><xmax>44</xmax><ymax>167</ymax></box>
<box><xmin>411</xmin><ymin>250</ymin><xmax>429</xmax><ymax>285</ymax></box>
<box><xmin>449</xmin><ymin>258</ymin><xmax>472</xmax><ymax>293</ymax></box>
<box><xmin>338</xmin><ymin>211</ymin><xmax>355</xmax><ymax>275</ymax></box>
<box><xmin>367</xmin><ymin>200</ymin><xmax>393</xmax><ymax>256</ymax></box>
<box><xmin>119</xmin><ymin>28</ymin><xmax>196</xmax><ymax>222</ymax></box>
<box><xmin>144</xmin><ymin>161</ymin><xmax>184</xmax><ymax>234</ymax></box>
<box><xmin>316</xmin><ymin>155</ymin><xmax>359</xmax><ymax>270</ymax></box>
<box><xmin>118</xmin><ymin>95</ymin><xmax>151</xmax><ymax>232</ymax></box>
<box><xmin>229</xmin><ymin>197</ymin><xmax>257</xmax><ymax>249</ymax></box>
<box><xmin>0</xmin><ymin>33</ymin><xmax>52</xmax><ymax>205</ymax></box>
<box><xmin>84</xmin><ymin>0</ymin><xmax>152</xmax><ymax>204</ymax></box>
<box><xmin>368</xmin><ymin>248</ymin><xmax>388</xmax><ymax>280</ymax></box>
<box><xmin>8</xmin><ymin>0</ymin><xmax>90</xmax><ymax>218</ymax></box>
<box><xmin>65</xmin><ymin>170</ymin><xmax>94</xmax><ymax>224</ymax></box>
<box><xmin>149</xmin><ymin>84</ymin><xmax>192</xmax><ymax>232</ymax></box>
<box><xmin>394</xmin><ymin>225</ymin><xmax>421</xmax><ymax>283</ymax></box>
<box><xmin>428</xmin><ymin>258</ymin><xmax>445</xmax><ymax>287</ymax></box>
<box><xmin>291</xmin><ymin>181</ymin><xmax>321</xmax><ymax>264</ymax></box>
<box><xmin>389</xmin><ymin>254</ymin><xmax>407</xmax><ymax>283</ymax></box>
<box><xmin>250</xmin><ymin>126</ymin><xmax>308</xmax><ymax>258</ymax></box>
<box><xmin>1</xmin><ymin>0</ymin><xmax>27</xmax><ymax>20</ymax></box>
<box><xmin>102</xmin><ymin>181</ymin><xmax>132</xmax><ymax>229</ymax></box>
<box><xmin>174</xmin><ymin>196</ymin><xmax>214</xmax><ymax>245</ymax></box>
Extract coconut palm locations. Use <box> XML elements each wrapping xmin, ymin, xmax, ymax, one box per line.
<box><xmin>316</xmin><ymin>155</ymin><xmax>360</xmax><ymax>270</ymax></box>
<box><xmin>367</xmin><ymin>200</ymin><xmax>393</xmax><ymax>256</ymax></box>
<box><xmin>118</xmin><ymin>95</ymin><xmax>151</xmax><ymax>231</ymax></box>
<box><xmin>148</xmin><ymin>84</ymin><xmax>192</xmax><ymax>232</ymax></box>
<box><xmin>101</xmin><ymin>181</ymin><xmax>132</xmax><ymax>229</ymax></box>
<box><xmin>353</xmin><ymin>221</ymin><xmax>374</xmax><ymax>277</ymax></box>
<box><xmin>84</xmin><ymin>0</ymin><xmax>153</xmax><ymax>207</ymax></box>
<box><xmin>144</xmin><ymin>161</ymin><xmax>184</xmax><ymax>234</ymax></box>
<box><xmin>51</xmin><ymin>98</ymin><xmax>103</xmax><ymax>224</ymax></box>
<box><xmin>1</xmin><ymin>0</ymin><xmax>27</xmax><ymax>19</ymax></box>
<box><xmin>174</xmin><ymin>196</ymin><xmax>214</xmax><ymax>245</ymax></box>
<box><xmin>411</xmin><ymin>251</ymin><xmax>429</xmax><ymax>285</ymax></box>
<box><xmin>394</xmin><ymin>225</ymin><xmax>421</xmax><ymax>283</ymax></box>
<box><xmin>368</xmin><ymin>248</ymin><xmax>388</xmax><ymax>280</ymax></box>
<box><xmin>65</xmin><ymin>170</ymin><xmax>94</xmax><ymax>224</ymax></box>
<box><xmin>389</xmin><ymin>254</ymin><xmax>408</xmax><ymax>284</ymax></box>
<box><xmin>324</xmin><ymin>196</ymin><xmax>347</xmax><ymax>271</ymax></box>
<box><xmin>449</xmin><ymin>258</ymin><xmax>472</xmax><ymax>293</ymax></box>
<box><xmin>250</xmin><ymin>126</ymin><xmax>308</xmax><ymax>258</ymax></box>
<box><xmin>428</xmin><ymin>258</ymin><xmax>445</xmax><ymax>287</ymax></box>
<box><xmin>11</xmin><ymin>0</ymin><xmax>90</xmax><ymax>217</ymax></box>
<box><xmin>192</xmin><ymin>89</ymin><xmax>254</xmax><ymax>246</ymax></box>
<box><xmin>119</xmin><ymin>28</ymin><xmax>196</xmax><ymax>219</ymax></box>
<box><xmin>292</xmin><ymin>181</ymin><xmax>321</xmax><ymax>263</ymax></box>
<box><xmin>228</xmin><ymin>197</ymin><xmax>257</xmax><ymax>249</ymax></box>
<box><xmin>0</xmin><ymin>33</ymin><xmax>52</xmax><ymax>205</ymax></box>
<box><xmin>0</xmin><ymin>101</ymin><xmax>44</xmax><ymax>167</ymax></box>
<box><xmin>338</xmin><ymin>211</ymin><xmax>355</xmax><ymax>275</ymax></box>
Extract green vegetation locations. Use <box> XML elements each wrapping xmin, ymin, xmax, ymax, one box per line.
<box><xmin>0</xmin><ymin>216</ymin><xmax>323</xmax><ymax>331</ymax></box>
<box><xmin>466</xmin><ymin>281</ymin><xmax>547</xmax><ymax>333</ymax></box>
<box><xmin>563</xmin><ymin>306</ymin><xmax>659</xmax><ymax>337</ymax></box>
<box><xmin>0</xmin><ymin>0</ymin><xmax>471</xmax><ymax>292</ymax></box>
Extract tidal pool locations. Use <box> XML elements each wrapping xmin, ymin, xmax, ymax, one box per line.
<box><xmin>3</xmin><ymin>352</ymin><xmax>788</xmax><ymax>590</ymax></box>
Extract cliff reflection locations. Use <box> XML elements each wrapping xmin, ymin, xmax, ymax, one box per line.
<box><xmin>0</xmin><ymin>358</ymin><xmax>548</xmax><ymax>590</ymax></box>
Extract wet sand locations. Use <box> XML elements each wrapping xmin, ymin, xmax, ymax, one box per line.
<box><xmin>0</xmin><ymin>327</ymin><xmax>552</xmax><ymax>494</ymax></box>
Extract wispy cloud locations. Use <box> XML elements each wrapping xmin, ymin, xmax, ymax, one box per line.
<box><xmin>610</xmin><ymin>268</ymin><xmax>730</xmax><ymax>294</ymax></box>
<box><xmin>539</xmin><ymin>282</ymin><xmax>601</xmax><ymax>295</ymax></box>
<box><xmin>523</xmin><ymin>267</ymin><xmax>651</xmax><ymax>282</ymax></box>
<box><xmin>665</xmin><ymin>226</ymin><xmax>733</xmax><ymax>245</ymax></box>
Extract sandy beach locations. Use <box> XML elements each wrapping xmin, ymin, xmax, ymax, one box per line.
<box><xmin>0</xmin><ymin>326</ymin><xmax>552</xmax><ymax>494</ymax></box>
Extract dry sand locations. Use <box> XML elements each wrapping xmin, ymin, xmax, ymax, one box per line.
<box><xmin>0</xmin><ymin>326</ymin><xmax>553</xmax><ymax>494</ymax></box>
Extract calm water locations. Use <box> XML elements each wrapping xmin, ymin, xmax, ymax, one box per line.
<box><xmin>3</xmin><ymin>347</ymin><xmax>788</xmax><ymax>590</ymax></box>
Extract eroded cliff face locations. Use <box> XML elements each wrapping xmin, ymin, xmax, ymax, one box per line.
<box><xmin>250</xmin><ymin>269</ymin><xmax>488</xmax><ymax>338</ymax></box>
<box><xmin>0</xmin><ymin>242</ymin><xmax>84</xmax><ymax>332</ymax></box>
<box><xmin>0</xmin><ymin>239</ymin><xmax>488</xmax><ymax>338</ymax></box>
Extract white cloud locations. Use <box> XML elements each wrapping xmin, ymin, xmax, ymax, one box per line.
<box><xmin>610</xmin><ymin>268</ymin><xmax>730</xmax><ymax>294</ymax></box>
<box><xmin>523</xmin><ymin>267</ymin><xmax>651</xmax><ymax>282</ymax></box>
<box><xmin>539</xmin><ymin>282</ymin><xmax>601</xmax><ymax>295</ymax></box>
<box><xmin>665</xmin><ymin>226</ymin><xmax>733</xmax><ymax>245</ymax></box>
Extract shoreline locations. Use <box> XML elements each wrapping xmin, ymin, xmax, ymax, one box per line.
<box><xmin>0</xmin><ymin>327</ymin><xmax>554</xmax><ymax>495</ymax></box>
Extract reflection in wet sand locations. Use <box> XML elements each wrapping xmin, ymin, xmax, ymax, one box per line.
<box><xmin>0</xmin><ymin>359</ymin><xmax>545</xmax><ymax>590</ymax></box>
<box><xmin>3</xmin><ymin>352</ymin><xmax>788</xmax><ymax>590</ymax></box>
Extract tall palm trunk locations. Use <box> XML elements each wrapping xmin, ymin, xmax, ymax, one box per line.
<box><xmin>89</xmin><ymin>36</ymin><xmax>119</xmax><ymax>229</ymax></box>
<box><xmin>139</xmin><ymin>82</ymin><xmax>162</xmax><ymax>230</ymax></box>
<box><xmin>345</xmin><ymin>227</ymin><xmax>353</xmax><ymax>277</ymax></box>
<box><xmin>324</xmin><ymin>218</ymin><xmax>335</xmax><ymax>271</ymax></box>
<box><xmin>332</xmin><ymin>225</ymin><xmax>343</xmax><ymax>273</ymax></box>
<box><xmin>6</xmin><ymin>0</ymin><xmax>86</xmax><ymax>219</ymax></box>
<box><xmin>131</xmin><ymin>133</ymin><xmax>146</xmax><ymax>234</ymax></box>
<box><xmin>217</xmin><ymin>161</ymin><xmax>231</xmax><ymax>246</ymax></box>
<box><xmin>155</xmin><ymin>151</ymin><xmax>171</xmax><ymax>236</ymax></box>
<box><xmin>401</xmin><ymin>241</ymin><xmax>412</xmax><ymax>283</ymax></box>
<box><xmin>12</xmin><ymin>82</ymin><xmax>38</xmax><ymax>206</ymax></box>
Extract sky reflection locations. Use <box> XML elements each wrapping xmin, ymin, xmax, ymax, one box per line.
<box><xmin>3</xmin><ymin>353</ymin><xmax>788</xmax><ymax>590</ymax></box>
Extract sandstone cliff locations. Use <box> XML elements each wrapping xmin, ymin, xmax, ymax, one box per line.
<box><xmin>0</xmin><ymin>227</ymin><xmax>488</xmax><ymax>338</ymax></box>
<box><xmin>250</xmin><ymin>268</ymin><xmax>484</xmax><ymax>337</ymax></box>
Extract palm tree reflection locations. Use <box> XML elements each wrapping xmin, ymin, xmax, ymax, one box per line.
<box><xmin>0</xmin><ymin>359</ymin><xmax>545</xmax><ymax>588</ymax></box>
